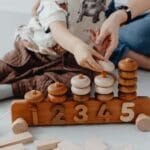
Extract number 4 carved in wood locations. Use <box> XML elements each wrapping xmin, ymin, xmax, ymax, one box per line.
<box><xmin>97</xmin><ymin>103</ymin><xmax>111</xmax><ymax>122</ymax></box>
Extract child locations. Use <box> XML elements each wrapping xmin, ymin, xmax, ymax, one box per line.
<box><xmin>0</xmin><ymin>0</ymin><xmax>107</xmax><ymax>100</ymax></box>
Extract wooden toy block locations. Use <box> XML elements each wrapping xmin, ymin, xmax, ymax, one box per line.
<box><xmin>11</xmin><ymin>96</ymin><xmax>150</xmax><ymax>126</ymax></box>
<box><xmin>136</xmin><ymin>113</ymin><xmax>150</xmax><ymax>132</ymax></box>
<box><xmin>34</xmin><ymin>138</ymin><xmax>60</xmax><ymax>150</ymax></box>
<box><xmin>12</xmin><ymin>118</ymin><xmax>28</xmax><ymax>134</ymax></box>
<box><xmin>0</xmin><ymin>144</ymin><xmax>25</xmax><ymax>150</ymax></box>
<box><xmin>0</xmin><ymin>132</ymin><xmax>33</xmax><ymax>148</ymax></box>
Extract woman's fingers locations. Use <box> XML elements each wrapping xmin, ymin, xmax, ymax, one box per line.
<box><xmin>105</xmin><ymin>33</ymin><xmax>118</xmax><ymax>60</ymax></box>
<box><xmin>92</xmin><ymin>49</ymin><xmax>105</xmax><ymax>61</ymax></box>
<box><xmin>87</xmin><ymin>56</ymin><xmax>103</xmax><ymax>72</ymax></box>
<box><xmin>95</xmin><ymin>30</ymin><xmax>109</xmax><ymax>45</ymax></box>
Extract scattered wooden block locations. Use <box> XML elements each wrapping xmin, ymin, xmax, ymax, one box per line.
<box><xmin>58</xmin><ymin>140</ymin><xmax>83</xmax><ymax>150</ymax></box>
<box><xmin>12</xmin><ymin>118</ymin><xmax>28</xmax><ymax>134</ymax></box>
<box><xmin>34</xmin><ymin>138</ymin><xmax>60</xmax><ymax>150</ymax></box>
<box><xmin>0</xmin><ymin>132</ymin><xmax>33</xmax><ymax>148</ymax></box>
<box><xmin>84</xmin><ymin>138</ymin><xmax>107</xmax><ymax>150</ymax></box>
<box><xmin>136</xmin><ymin>113</ymin><xmax>150</xmax><ymax>132</ymax></box>
<box><xmin>0</xmin><ymin>144</ymin><xmax>24</xmax><ymax>150</ymax></box>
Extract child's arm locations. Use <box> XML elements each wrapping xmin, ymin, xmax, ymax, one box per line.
<box><xmin>50</xmin><ymin>21</ymin><xmax>105</xmax><ymax>72</ymax></box>
<box><xmin>32</xmin><ymin>0</ymin><xmax>41</xmax><ymax>16</ymax></box>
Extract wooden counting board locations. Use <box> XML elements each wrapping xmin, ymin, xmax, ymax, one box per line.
<box><xmin>11</xmin><ymin>58</ymin><xmax>150</xmax><ymax>127</ymax></box>
<box><xmin>11</xmin><ymin>96</ymin><xmax>150</xmax><ymax>126</ymax></box>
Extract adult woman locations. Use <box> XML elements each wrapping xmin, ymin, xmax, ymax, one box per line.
<box><xmin>96</xmin><ymin>0</ymin><xmax>150</xmax><ymax>70</ymax></box>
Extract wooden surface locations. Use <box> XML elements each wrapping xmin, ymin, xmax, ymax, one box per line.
<box><xmin>11</xmin><ymin>96</ymin><xmax>150</xmax><ymax>126</ymax></box>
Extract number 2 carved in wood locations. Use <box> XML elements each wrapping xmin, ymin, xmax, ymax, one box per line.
<box><xmin>51</xmin><ymin>105</ymin><xmax>66</xmax><ymax>124</ymax></box>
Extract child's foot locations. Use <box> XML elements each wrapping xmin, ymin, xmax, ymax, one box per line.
<box><xmin>136</xmin><ymin>113</ymin><xmax>150</xmax><ymax>132</ymax></box>
<box><xmin>0</xmin><ymin>84</ymin><xmax>14</xmax><ymax>100</ymax></box>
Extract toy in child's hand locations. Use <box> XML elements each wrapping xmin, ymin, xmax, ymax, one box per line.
<box><xmin>77</xmin><ymin>0</ymin><xmax>106</xmax><ymax>23</ymax></box>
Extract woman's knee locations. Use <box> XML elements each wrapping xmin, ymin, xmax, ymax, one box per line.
<box><xmin>119</xmin><ymin>14</ymin><xmax>150</xmax><ymax>55</ymax></box>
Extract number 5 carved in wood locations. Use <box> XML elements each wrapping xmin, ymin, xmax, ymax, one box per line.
<box><xmin>120</xmin><ymin>102</ymin><xmax>135</xmax><ymax>122</ymax></box>
<box><xmin>74</xmin><ymin>105</ymin><xmax>88</xmax><ymax>123</ymax></box>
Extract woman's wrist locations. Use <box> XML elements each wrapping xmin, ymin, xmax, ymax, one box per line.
<box><xmin>110</xmin><ymin>10</ymin><xmax>128</xmax><ymax>26</ymax></box>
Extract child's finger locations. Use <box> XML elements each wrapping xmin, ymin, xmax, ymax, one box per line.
<box><xmin>87</xmin><ymin>56</ymin><xmax>103</xmax><ymax>72</ymax></box>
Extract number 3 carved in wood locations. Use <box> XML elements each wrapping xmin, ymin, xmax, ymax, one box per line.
<box><xmin>74</xmin><ymin>105</ymin><xmax>88</xmax><ymax>123</ymax></box>
<box><xmin>120</xmin><ymin>102</ymin><xmax>135</xmax><ymax>122</ymax></box>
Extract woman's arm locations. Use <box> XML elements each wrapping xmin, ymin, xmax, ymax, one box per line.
<box><xmin>32</xmin><ymin>0</ymin><xmax>41</xmax><ymax>16</ymax></box>
<box><xmin>96</xmin><ymin>0</ymin><xmax>150</xmax><ymax>59</ymax></box>
<box><xmin>50</xmin><ymin>21</ymin><xmax>105</xmax><ymax>72</ymax></box>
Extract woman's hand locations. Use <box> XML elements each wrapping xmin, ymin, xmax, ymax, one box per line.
<box><xmin>31</xmin><ymin>0</ymin><xmax>41</xmax><ymax>17</ymax></box>
<box><xmin>95</xmin><ymin>14</ymin><xmax>121</xmax><ymax>60</ymax></box>
<box><xmin>73</xmin><ymin>42</ymin><xmax>105</xmax><ymax>72</ymax></box>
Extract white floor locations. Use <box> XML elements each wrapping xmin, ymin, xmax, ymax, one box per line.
<box><xmin>0</xmin><ymin>1</ymin><xmax>150</xmax><ymax>149</ymax></box>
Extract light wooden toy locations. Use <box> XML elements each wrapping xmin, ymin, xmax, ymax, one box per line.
<box><xmin>0</xmin><ymin>132</ymin><xmax>33</xmax><ymax>148</ymax></box>
<box><xmin>12</xmin><ymin>118</ymin><xmax>28</xmax><ymax>134</ymax></box>
<box><xmin>11</xmin><ymin>58</ymin><xmax>150</xmax><ymax>131</ymax></box>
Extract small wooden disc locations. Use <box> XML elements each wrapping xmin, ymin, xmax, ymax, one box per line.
<box><xmin>119</xmin><ymin>85</ymin><xmax>137</xmax><ymax>93</ymax></box>
<box><xmin>71</xmin><ymin>74</ymin><xmax>91</xmax><ymax>88</ymax></box>
<box><xmin>118</xmin><ymin>77</ymin><xmax>137</xmax><ymax>86</ymax></box>
<box><xmin>71</xmin><ymin>86</ymin><xmax>91</xmax><ymax>96</ymax></box>
<box><xmin>73</xmin><ymin>94</ymin><xmax>90</xmax><ymax>102</ymax></box>
<box><xmin>48</xmin><ymin>94</ymin><xmax>67</xmax><ymax>104</ymax></box>
<box><xmin>118</xmin><ymin>58</ymin><xmax>138</xmax><ymax>71</ymax></box>
<box><xmin>119</xmin><ymin>70</ymin><xmax>137</xmax><ymax>79</ymax></box>
<box><xmin>136</xmin><ymin>113</ymin><xmax>150</xmax><ymax>132</ymax></box>
<box><xmin>24</xmin><ymin>90</ymin><xmax>44</xmax><ymax>103</ymax></box>
<box><xmin>12</xmin><ymin>118</ymin><xmax>28</xmax><ymax>134</ymax></box>
<box><xmin>119</xmin><ymin>92</ymin><xmax>137</xmax><ymax>101</ymax></box>
<box><xmin>95</xmin><ymin>85</ymin><xmax>114</xmax><ymax>95</ymax></box>
<box><xmin>48</xmin><ymin>82</ymin><xmax>68</xmax><ymax>96</ymax></box>
<box><xmin>96</xmin><ymin>93</ymin><xmax>114</xmax><ymax>102</ymax></box>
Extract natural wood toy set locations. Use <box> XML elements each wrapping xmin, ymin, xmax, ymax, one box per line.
<box><xmin>11</xmin><ymin>58</ymin><xmax>150</xmax><ymax>132</ymax></box>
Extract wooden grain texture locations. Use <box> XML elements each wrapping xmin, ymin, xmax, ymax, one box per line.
<box><xmin>11</xmin><ymin>97</ymin><xmax>150</xmax><ymax>126</ymax></box>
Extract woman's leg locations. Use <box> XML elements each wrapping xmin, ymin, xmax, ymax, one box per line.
<box><xmin>110</xmin><ymin>13</ymin><xmax>150</xmax><ymax>69</ymax></box>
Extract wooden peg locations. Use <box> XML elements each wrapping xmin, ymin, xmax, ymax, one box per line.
<box><xmin>12</xmin><ymin>118</ymin><xmax>28</xmax><ymax>134</ymax></box>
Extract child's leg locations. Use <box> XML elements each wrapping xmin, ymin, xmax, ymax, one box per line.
<box><xmin>0</xmin><ymin>84</ymin><xmax>14</xmax><ymax>100</ymax></box>
<box><xmin>125</xmin><ymin>51</ymin><xmax>150</xmax><ymax>70</ymax></box>
<box><xmin>12</xmin><ymin>72</ymin><xmax>76</xmax><ymax>98</ymax></box>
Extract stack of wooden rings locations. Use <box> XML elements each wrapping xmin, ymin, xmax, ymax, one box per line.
<box><xmin>94</xmin><ymin>73</ymin><xmax>115</xmax><ymax>102</ymax></box>
<box><xmin>118</xmin><ymin>58</ymin><xmax>138</xmax><ymax>101</ymax></box>
<box><xmin>48</xmin><ymin>82</ymin><xmax>68</xmax><ymax>103</ymax></box>
<box><xmin>94</xmin><ymin>60</ymin><xmax>115</xmax><ymax>102</ymax></box>
<box><xmin>71</xmin><ymin>74</ymin><xmax>91</xmax><ymax>102</ymax></box>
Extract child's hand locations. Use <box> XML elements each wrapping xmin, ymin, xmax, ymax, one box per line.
<box><xmin>32</xmin><ymin>8</ymin><xmax>37</xmax><ymax>17</ymax></box>
<box><xmin>32</xmin><ymin>0</ymin><xmax>41</xmax><ymax>17</ymax></box>
<box><xmin>73</xmin><ymin>43</ymin><xmax>105</xmax><ymax>72</ymax></box>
